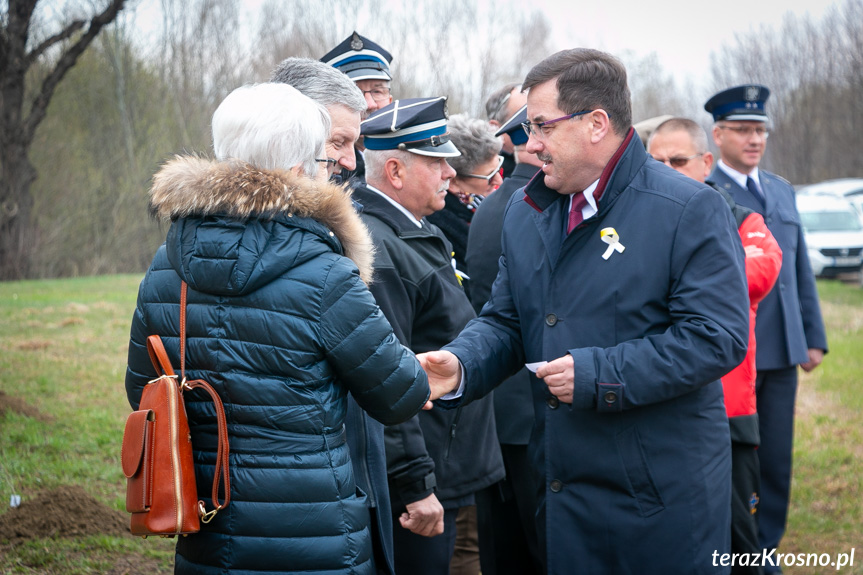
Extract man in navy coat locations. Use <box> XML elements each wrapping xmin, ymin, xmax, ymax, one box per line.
<box><xmin>705</xmin><ymin>85</ymin><xmax>828</xmax><ymax>571</ymax></box>
<box><xmin>419</xmin><ymin>48</ymin><xmax>750</xmax><ymax>574</ymax></box>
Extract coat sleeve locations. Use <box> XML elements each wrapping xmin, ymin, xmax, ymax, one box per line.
<box><xmin>366</xmin><ymin>255</ymin><xmax>437</xmax><ymax>508</ymax></box>
<box><xmin>319</xmin><ymin>258</ymin><xmax>430</xmax><ymax>427</ymax></box>
<box><xmin>565</xmin><ymin>186</ymin><xmax>750</xmax><ymax>411</ymax></box>
<box><xmin>739</xmin><ymin>212</ymin><xmax>782</xmax><ymax>306</ymax></box>
<box><xmin>125</xmin><ymin>272</ymin><xmax>158</xmax><ymax>411</ymax></box>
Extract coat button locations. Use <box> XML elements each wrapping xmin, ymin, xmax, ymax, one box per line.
<box><xmin>545</xmin><ymin>313</ymin><xmax>557</xmax><ymax>326</ymax></box>
<box><xmin>603</xmin><ymin>390</ymin><xmax>618</xmax><ymax>404</ymax></box>
<box><xmin>547</xmin><ymin>397</ymin><xmax>559</xmax><ymax>409</ymax></box>
<box><xmin>550</xmin><ymin>479</ymin><xmax>563</xmax><ymax>492</ymax></box>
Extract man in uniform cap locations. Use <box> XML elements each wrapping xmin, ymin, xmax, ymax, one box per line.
<box><xmin>355</xmin><ymin>96</ymin><xmax>505</xmax><ymax>575</ymax></box>
<box><xmin>322</xmin><ymin>31</ymin><xmax>394</xmax><ymax>184</ymax></box>
<box><xmin>465</xmin><ymin>103</ymin><xmax>544</xmax><ymax>575</ymax></box>
<box><xmin>706</xmin><ymin>85</ymin><xmax>827</xmax><ymax>572</ymax></box>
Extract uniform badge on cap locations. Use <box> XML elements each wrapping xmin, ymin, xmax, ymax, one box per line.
<box><xmin>350</xmin><ymin>33</ymin><xmax>363</xmax><ymax>51</ymax></box>
<box><xmin>361</xmin><ymin>97</ymin><xmax>461</xmax><ymax>158</ymax></box>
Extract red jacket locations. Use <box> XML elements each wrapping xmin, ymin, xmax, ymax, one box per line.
<box><xmin>722</xmin><ymin>210</ymin><xmax>782</xmax><ymax>442</ymax></box>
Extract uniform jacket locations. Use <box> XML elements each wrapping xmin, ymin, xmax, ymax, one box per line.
<box><xmin>443</xmin><ymin>131</ymin><xmax>750</xmax><ymax>574</ymax></box>
<box><xmin>352</xmin><ymin>184</ymin><xmax>505</xmax><ymax>511</ymax></box>
<box><xmin>715</xmin><ymin>187</ymin><xmax>782</xmax><ymax>444</ymax></box>
<box><xmin>708</xmin><ymin>167</ymin><xmax>827</xmax><ymax>369</ymax></box>
<box><xmin>465</xmin><ymin>162</ymin><xmax>541</xmax><ymax>445</ymax></box>
<box><xmin>125</xmin><ymin>157</ymin><xmax>429</xmax><ymax>575</ymax></box>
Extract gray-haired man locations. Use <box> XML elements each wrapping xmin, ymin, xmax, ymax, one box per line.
<box><xmin>271</xmin><ymin>57</ymin><xmax>367</xmax><ymax>181</ymax></box>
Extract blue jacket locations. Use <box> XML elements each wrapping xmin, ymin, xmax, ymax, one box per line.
<box><xmin>125</xmin><ymin>157</ymin><xmax>429</xmax><ymax>574</ymax></box>
<box><xmin>443</xmin><ymin>132</ymin><xmax>749</xmax><ymax>574</ymax></box>
<box><xmin>708</xmin><ymin>166</ymin><xmax>827</xmax><ymax>368</ymax></box>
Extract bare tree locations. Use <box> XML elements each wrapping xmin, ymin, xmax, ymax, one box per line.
<box><xmin>0</xmin><ymin>0</ymin><xmax>126</xmax><ymax>279</ymax></box>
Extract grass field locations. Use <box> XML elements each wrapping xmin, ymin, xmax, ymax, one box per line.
<box><xmin>0</xmin><ymin>274</ymin><xmax>861</xmax><ymax>574</ymax></box>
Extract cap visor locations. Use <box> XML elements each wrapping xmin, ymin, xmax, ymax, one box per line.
<box><xmin>344</xmin><ymin>68</ymin><xmax>392</xmax><ymax>82</ymax></box>
<box><xmin>407</xmin><ymin>140</ymin><xmax>461</xmax><ymax>158</ymax></box>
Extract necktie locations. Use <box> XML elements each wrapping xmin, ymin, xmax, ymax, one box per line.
<box><xmin>747</xmin><ymin>177</ymin><xmax>765</xmax><ymax>209</ymax></box>
<box><xmin>567</xmin><ymin>193</ymin><xmax>589</xmax><ymax>234</ymax></box>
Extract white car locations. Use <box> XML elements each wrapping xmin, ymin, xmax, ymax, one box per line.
<box><xmin>797</xmin><ymin>178</ymin><xmax>863</xmax><ymax>220</ymax></box>
<box><xmin>796</xmin><ymin>193</ymin><xmax>863</xmax><ymax>277</ymax></box>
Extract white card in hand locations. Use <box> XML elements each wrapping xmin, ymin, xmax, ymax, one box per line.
<box><xmin>525</xmin><ymin>361</ymin><xmax>547</xmax><ymax>373</ymax></box>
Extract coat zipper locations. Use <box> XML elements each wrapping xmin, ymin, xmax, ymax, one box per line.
<box><xmin>443</xmin><ymin>407</ymin><xmax>463</xmax><ymax>461</ymax></box>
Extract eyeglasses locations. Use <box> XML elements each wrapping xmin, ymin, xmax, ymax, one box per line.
<box><xmin>522</xmin><ymin>110</ymin><xmax>591</xmax><ymax>139</ymax></box>
<box><xmin>360</xmin><ymin>86</ymin><xmax>391</xmax><ymax>103</ymax></box>
<box><xmin>718</xmin><ymin>125</ymin><xmax>770</xmax><ymax>139</ymax></box>
<box><xmin>316</xmin><ymin>158</ymin><xmax>338</xmax><ymax>167</ymax></box>
<box><xmin>459</xmin><ymin>155</ymin><xmax>505</xmax><ymax>183</ymax></box>
<box><xmin>652</xmin><ymin>153</ymin><xmax>704</xmax><ymax>168</ymax></box>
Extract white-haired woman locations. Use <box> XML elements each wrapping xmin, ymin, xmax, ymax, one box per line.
<box><xmin>427</xmin><ymin>114</ymin><xmax>503</xmax><ymax>294</ymax></box>
<box><xmin>125</xmin><ymin>83</ymin><xmax>430</xmax><ymax>575</ymax></box>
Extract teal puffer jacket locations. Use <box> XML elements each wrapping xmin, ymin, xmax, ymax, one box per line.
<box><xmin>125</xmin><ymin>157</ymin><xmax>429</xmax><ymax>574</ymax></box>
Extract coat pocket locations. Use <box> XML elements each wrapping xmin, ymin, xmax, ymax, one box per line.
<box><xmin>616</xmin><ymin>426</ymin><xmax>664</xmax><ymax>517</ymax></box>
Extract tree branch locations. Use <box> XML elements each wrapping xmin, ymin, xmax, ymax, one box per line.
<box><xmin>21</xmin><ymin>0</ymin><xmax>126</xmax><ymax>145</ymax></box>
<box><xmin>24</xmin><ymin>19</ymin><xmax>86</xmax><ymax>68</ymax></box>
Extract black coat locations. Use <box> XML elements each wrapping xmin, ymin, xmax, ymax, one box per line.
<box><xmin>353</xmin><ymin>184</ymin><xmax>505</xmax><ymax>511</ymax></box>
<box><xmin>465</xmin><ymin>162</ymin><xmax>540</xmax><ymax>445</ymax></box>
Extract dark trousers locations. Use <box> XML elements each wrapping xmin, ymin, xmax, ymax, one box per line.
<box><xmin>731</xmin><ymin>442</ymin><xmax>764</xmax><ymax>575</ymax></box>
<box><xmin>755</xmin><ymin>366</ymin><xmax>798</xmax><ymax>567</ymax></box>
<box><xmin>476</xmin><ymin>444</ymin><xmax>544</xmax><ymax>575</ymax></box>
<box><xmin>392</xmin><ymin>507</ymin><xmax>458</xmax><ymax>575</ymax></box>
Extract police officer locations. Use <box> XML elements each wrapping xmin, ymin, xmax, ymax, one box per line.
<box><xmin>706</xmin><ymin>85</ymin><xmax>828</xmax><ymax>573</ymax></box>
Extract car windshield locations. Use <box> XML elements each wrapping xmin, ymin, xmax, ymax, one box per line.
<box><xmin>800</xmin><ymin>210</ymin><xmax>863</xmax><ymax>232</ymax></box>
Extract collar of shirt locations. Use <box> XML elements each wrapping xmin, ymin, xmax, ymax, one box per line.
<box><xmin>718</xmin><ymin>159</ymin><xmax>761</xmax><ymax>190</ymax></box>
<box><xmin>566</xmin><ymin>179</ymin><xmax>600</xmax><ymax>221</ymax></box>
<box><xmin>364</xmin><ymin>184</ymin><xmax>424</xmax><ymax>228</ymax></box>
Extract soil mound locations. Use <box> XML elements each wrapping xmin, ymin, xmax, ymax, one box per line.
<box><xmin>0</xmin><ymin>485</ymin><xmax>129</xmax><ymax>545</ymax></box>
<box><xmin>0</xmin><ymin>389</ymin><xmax>54</xmax><ymax>422</ymax></box>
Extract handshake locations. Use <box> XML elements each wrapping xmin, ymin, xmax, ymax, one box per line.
<box><xmin>417</xmin><ymin>350</ymin><xmax>576</xmax><ymax>409</ymax></box>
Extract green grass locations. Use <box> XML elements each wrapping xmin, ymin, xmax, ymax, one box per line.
<box><xmin>0</xmin><ymin>275</ymin><xmax>861</xmax><ymax>573</ymax></box>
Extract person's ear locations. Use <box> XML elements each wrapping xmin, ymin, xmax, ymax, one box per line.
<box><xmin>702</xmin><ymin>151</ymin><xmax>715</xmax><ymax>179</ymax></box>
<box><xmin>589</xmin><ymin>109</ymin><xmax>611</xmax><ymax>143</ymax></box>
<box><xmin>386</xmin><ymin>157</ymin><xmax>405</xmax><ymax>190</ymax></box>
<box><xmin>712</xmin><ymin>125</ymin><xmax>723</xmax><ymax>147</ymax></box>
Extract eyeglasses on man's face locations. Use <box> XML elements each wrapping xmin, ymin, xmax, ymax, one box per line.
<box><xmin>459</xmin><ymin>155</ymin><xmax>504</xmax><ymax>183</ymax></box>
<box><xmin>521</xmin><ymin>110</ymin><xmax>593</xmax><ymax>139</ymax></box>
<box><xmin>316</xmin><ymin>158</ymin><xmax>338</xmax><ymax>167</ymax></box>
<box><xmin>718</xmin><ymin>125</ymin><xmax>770</xmax><ymax>139</ymax></box>
<box><xmin>651</xmin><ymin>152</ymin><xmax>704</xmax><ymax>168</ymax></box>
<box><xmin>360</xmin><ymin>86</ymin><xmax>391</xmax><ymax>103</ymax></box>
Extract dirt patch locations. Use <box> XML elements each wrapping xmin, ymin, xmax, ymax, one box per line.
<box><xmin>15</xmin><ymin>339</ymin><xmax>51</xmax><ymax>351</ymax></box>
<box><xmin>0</xmin><ymin>485</ymin><xmax>130</xmax><ymax>545</ymax></box>
<box><xmin>0</xmin><ymin>389</ymin><xmax>54</xmax><ymax>423</ymax></box>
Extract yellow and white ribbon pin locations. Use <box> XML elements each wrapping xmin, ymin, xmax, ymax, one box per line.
<box><xmin>600</xmin><ymin>227</ymin><xmax>625</xmax><ymax>260</ymax></box>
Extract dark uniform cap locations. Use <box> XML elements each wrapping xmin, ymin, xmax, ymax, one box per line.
<box><xmin>704</xmin><ymin>85</ymin><xmax>771</xmax><ymax>122</ymax></box>
<box><xmin>321</xmin><ymin>31</ymin><xmax>392</xmax><ymax>82</ymax></box>
<box><xmin>494</xmin><ymin>104</ymin><xmax>528</xmax><ymax>146</ymax></box>
<box><xmin>361</xmin><ymin>97</ymin><xmax>461</xmax><ymax>158</ymax></box>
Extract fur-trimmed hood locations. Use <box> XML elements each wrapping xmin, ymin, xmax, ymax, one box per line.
<box><xmin>150</xmin><ymin>156</ymin><xmax>374</xmax><ymax>284</ymax></box>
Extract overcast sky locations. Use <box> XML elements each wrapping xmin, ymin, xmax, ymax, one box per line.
<box><xmin>532</xmin><ymin>0</ymin><xmax>838</xmax><ymax>88</ymax></box>
<box><xmin>122</xmin><ymin>0</ymin><xmax>840</xmax><ymax>91</ymax></box>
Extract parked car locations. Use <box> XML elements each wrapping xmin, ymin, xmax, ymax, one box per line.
<box><xmin>797</xmin><ymin>177</ymin><xmax>863</xmax><ymax>219</ymax></box>
<box><xmin>796</xmin><ymin>193</ymin><xmax>863</xmax><ymax>277</ymax></box>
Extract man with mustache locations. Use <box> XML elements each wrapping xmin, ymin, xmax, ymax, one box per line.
<box><xmin>417</xmin><ymin>49</ymin><xmax>750</xmax><ymax>574</ymax></box>
<box><xmin>706</xmin><ymin>86</ymin><xmax>827</xmax><ymax>573</ymax></box>
<box><xmin>353</xmin><ymin>97</ymin><xmax>505</xmax><ymax>575</ymax></box>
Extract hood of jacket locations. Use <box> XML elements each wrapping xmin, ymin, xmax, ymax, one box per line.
<box><xmin>149</xmin><ymin>156</ymin><xmax>374</xmax><ymax>295</ymax></box>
